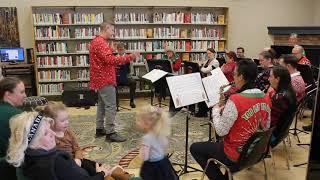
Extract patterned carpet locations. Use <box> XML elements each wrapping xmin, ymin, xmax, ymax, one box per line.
<box><xmin>70</xmin><ymin>111</ymin><xmax>210</xmax><ymax>169</ymax></box>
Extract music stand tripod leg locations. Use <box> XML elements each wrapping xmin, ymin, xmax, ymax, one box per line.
<box><xmin>172</xmin><ymin>110</ymin><xmax>202</xmax><ymax>176</ymax></box>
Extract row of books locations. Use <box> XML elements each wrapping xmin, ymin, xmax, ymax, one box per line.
<box><xmin>39</xmin><ymin>83</ymin><xmax>63</xmax><ymax>95</ymax></box>
<box><xmin>33</xmin><ymin>12</ymin><xmax>103</xmax><ymax>25</ymax></box>
<box><xmin>37</xmin><ymin>56</ymin><xmax>89</xmax><ymax>67</ymax></box>
<box><xmin>35</xmin><ymin>27</ymin><xmax>70</xmax><ymax>39</ymax></box>
<box><xmin>153</xmin><ymin>12</ymin><xmax>185</xmax><ymax>23</ymax></box>
<box><xmin>190</xmin><ymin>53</ymin><xmax>208</xmax><ymax>62</ymax></box>
<box><xmin>37</xmin><ymin>42</ymin><xmax>68</xmax><ymax>54</ymax></box>
<box><xmin>115</xmin><ymin>27</ymin><xmax>224</xmax><ymax>39</ymax></box>
<box><xmin>37</xmin><ymin>56</ymin><xmax>73</xmax><ymax>67</ymax></box>
<box><xmin>78</xmin><ymin>82</ymin><xmax>89</xmax><ymax>88</ymax></box>
<box><xmin>114</xmin><ymin>12</ymin><xmax>226</xmax><ymax>24</ymax></box>
<box><xmin>75</xmin><ymin>27</ymin><xmax>100</xmax><ymax>38</ymax></box>
<box><xmin>114</xmin><ymin>12</ymin><xmax>149</xmax><ymax>23</ymax></box>
<box><xmin>191</xmin><ymin>28</ymin><xmax>224</xmax><ymax>39</ymax></box>
<box><xmin>76</xmin><ymin>42</ymin><xmax>90</xmax><ymax>52</ymax></box>
<box><xmin>76</xmin><ymin>55</ymin><xmax>89</xmax><ymax>66</ymax></box>
<box><xmin>192</xmin><ymin>41</ymin><xmax>225</xmax><ymax>52</ymax></box>
<box><xmin>38</xmin><ymin>70</ymin><xmax>71</xmax><ymax>81</ymax></box>
<box><xmin>191</xmin><ymin>13</ymin><xmax>225</xmax><ymax>24</ymax></box>
<box><xmin>77</xmin><ymin>69</ymin><xmax>90</xmax><ymax>79</ymax></box>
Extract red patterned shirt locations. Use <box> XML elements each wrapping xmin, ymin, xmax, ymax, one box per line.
<box><xmin>89</xmin><ymin>35</ymin><xmax>135</xmax><ymax>90</ymax></box>
<box><xmin>298</xmin><ymin>56</ymin><xmax>311</xmax><ymax>65</ymax></box>
<box><xmin>221</xmin><ymin>61</ymin><xmax>236</xmax><ymax>82</ymax></box>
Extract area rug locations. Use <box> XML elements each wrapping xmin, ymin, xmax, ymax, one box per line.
<box><xmin>70</xmin><ymin>111</ymin><xmax>210</xmax><ymax>169</ymax></box>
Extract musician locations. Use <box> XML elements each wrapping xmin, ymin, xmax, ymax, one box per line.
<box><xmin>255</xmin><ymin>50</ymin><xmax>274</xmax><ymax>93</ymax></box>
<box><xmin>163</xmin><ymin>47</ymin><xmax>182</xmax><ymax>74</ymax></box>
<box><xmin>195</xmin><ymin>48</ymin><xmax>220</xmax><ymax>117</ymax></box>
<box><xmin>221</xmin><ymin>51</ymin><xmax>237</xmax><ymax>82</ymax></box>
<box><xmin>190</xmin><ymin>59</ymin><xmax>271</xmax><ymax>180</ymax></box>
<box><xmin>116</xmin><ymin>43</ymin><xmax>137</xmax><ymax>108</ymax></box>
<box><xmin>199</xmin><ymin>48</ymin><xmax>220</xmax><ymax>76</ymax></box>
<box><xmin>292</xmin><ymin>45</ymin><xmax>311</xmax><ymax>65</ymax></box>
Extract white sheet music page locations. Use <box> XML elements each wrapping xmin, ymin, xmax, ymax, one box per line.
<box><xmin>166</xmin><ymin>73</ymin><xmax>207</xmax><ymax>108</ymax></box>
<box><xmin>202</xmin><ymin>67</ymin><xmax>230</xmax><ymax>107</ymax></box>
<box><xmin>142</xmin><ymin>69</ymin><xmax>168</xmax><ymax>83</ymax></box>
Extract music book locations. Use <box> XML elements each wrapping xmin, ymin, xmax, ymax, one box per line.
<box><xmin>202</xmin><ymin>67</ymin><xmax>230</xmax><ymax>107</ymax></box>
<box><xmin>142</xmin><ymin>69</ymin><xmax>168</xmax><ymax>83</ymax></box>
<box><xmin>166</xmin><ymin>68</ymin><xmax>229</xmax><ymax>108</ymax></box>
<box><xmin>166</xmin><ymin>73</ymin><xmax>207</xmax><ymax>108</ymax></box>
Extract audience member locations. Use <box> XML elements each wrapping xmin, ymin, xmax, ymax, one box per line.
<box><xmin>0</xmin><ymin>77</ymin><xmax>26</xmax><ymax>180</ymax></box>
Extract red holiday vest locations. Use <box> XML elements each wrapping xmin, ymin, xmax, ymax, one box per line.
<box><xmin>223</xmin><ymin>91</ymin><xmax>271</xmax><ymax>161</ymax></box>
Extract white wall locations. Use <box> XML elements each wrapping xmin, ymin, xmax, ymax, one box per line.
<box><xmin>313</xmin><ymin>0</ymin><xmax>320</xmax><ymax>25</ymax></box>
<box><xmin>0</xmin><ymin>0</ymin><xmax>316</xmax><ymax>58</ymax></box>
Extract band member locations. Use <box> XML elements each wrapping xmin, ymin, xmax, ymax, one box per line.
<box><xmin>116</xmin><ymin>43</ymin><xmax>137</xmax><ymax>108</ymax></box>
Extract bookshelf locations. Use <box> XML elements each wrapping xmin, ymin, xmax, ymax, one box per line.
<box><xmin>31</xmin><ymin>6</ymin><xmax>228</xmax><ymax>96</ymax></box>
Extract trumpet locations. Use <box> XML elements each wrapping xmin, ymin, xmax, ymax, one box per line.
<box><xmin>218</xmin><ymin>82</ymin><xmax>234</xmax><ymax>106</ymax></box>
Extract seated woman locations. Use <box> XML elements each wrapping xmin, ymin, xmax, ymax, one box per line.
<box><xmin>5</xmin><ymin>112</ymin><xmax>132</xmax><ymax>180</ymax></box>
<box><xmin>255</xmin><ymin>50</ymin><xmax>274</xmax><ymax>93</ymax></box>
<box><xmin>268</xmin><ymin>66</ymin><xmax>297</xmax><ymax>146</ymax></box>
<box><xmin>221</xmin><ymin>51</ymin><xmax>237</xmax><ymax>83</ymax></box>
<box><xmin>195</xmin><ymin>48</ymin><xmax>220</xmax><ymax>117</ymax></box>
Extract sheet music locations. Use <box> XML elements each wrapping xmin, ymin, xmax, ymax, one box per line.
<box><xmin>166</xmin><ymin>73</ymin><xmax>207</xmax><ymax>108</ymax></box>
<box><xmin>142</xmin><ymin>69</ymin><xmax>168</xmax><ymax>83</ymax></box>
<box><xmin>202</xmin><ymin>67</ymin><xmax>230</xmax><ymax>107</ymax></box>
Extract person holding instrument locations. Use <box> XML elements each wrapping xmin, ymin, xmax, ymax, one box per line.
<box><xmin>195</xmin><ymin>48</ymin><xmax>220</xmax><ymax>117</ymax></box>
<box><xmin>116</xmin><ymin>43</ymin><xmax>137</xmax><ymax>108</ymax></box>
<box><xmin>190</xmin><ymin>59</ymin><xmax>271</xmax><ymax>180</ymax></box>
<box><xmin>90</xmin><ymin>22</ymin><xmax>140</xmax><ymax>142</ymax></box>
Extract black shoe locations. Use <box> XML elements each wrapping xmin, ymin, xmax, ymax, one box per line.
<box><xmin>95</xmin><ymin>129</ymin><xmax>106</xmax><ymax>138</ymax></box>
<box><xmin>130</xmin><ymin>101</ymin><xmax>136</xmax><ymax>108</ymax></box>
<box><xmin>302</xmin><ymin>124</ymin><xmax>312</xmax><ymax>132</ymax></box>
<box><xmin>106</xmin><ymin>133</ymin><xmax>127</xmax><ymax>142</ymax></box>
<box><xmin>194</xmin><ymin>112</ymin><xmax>208</xmax><ymax>118</ymax></box>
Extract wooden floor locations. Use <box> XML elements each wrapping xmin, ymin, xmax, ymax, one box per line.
<box><xmin>68</xmin><ymin>97</ymin><xmax>312</xmax><ymax>180</ymax></box>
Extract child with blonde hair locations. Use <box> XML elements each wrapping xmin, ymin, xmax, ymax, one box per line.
<box><xmin>40</xmin><ymin>101</ymin><xmax>137</xmax><ymax>180</ymax></box>
<box><xmin>136</xmin><ymin>106</ymin><xmax>178</xmax><ymax>180</ymax></box>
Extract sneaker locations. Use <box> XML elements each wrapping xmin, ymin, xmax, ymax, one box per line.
<box><xmin>130</xmin><ymin>101</ymin><xmax>136</xmax><ymax>108</ymax></box>
<box><xmin>106</xmin><ymin>133</ymin><xmax>127</xmax><ymax>142</ymax></box>
<box><xmin>302</xmin><ymin>124</ymin><xmax>312</xmax><ymax>132</ymax></box>
<box><xmin>95</xmin><ymin>129</ymin><xmax>106</xmax><ymax>138</ymax></box>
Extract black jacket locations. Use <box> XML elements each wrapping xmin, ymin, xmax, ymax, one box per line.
<box><xmin>23</xmin><ymin>148</ymin><xmax>104</xmax><ymax>180</ymax></box>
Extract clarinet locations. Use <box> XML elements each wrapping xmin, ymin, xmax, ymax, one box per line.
<box><xmin>218</xmin><ymin>82</ymin><xmax>234</xmax><ymax>106</ymax></box>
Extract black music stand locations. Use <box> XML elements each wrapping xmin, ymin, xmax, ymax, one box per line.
<box><xmin>166</xmin><ymin>72</ymin><xmax>203</xmax><ymax>176</ymax></box>
<box><xmin>116</xmin><ymin>64</ymin><xmax>131</xmax><ymax>111</ymax></box>
<box><xmin>146</xmin><ymin>60</ymin><xmax>173</xmax><ymax>107</ymax></box>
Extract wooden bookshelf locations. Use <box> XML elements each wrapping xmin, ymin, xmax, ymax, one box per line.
<box><xmin>31</xmin><ymin>6</ymin><xmax>228</xmax><ymax>96</ymax></box>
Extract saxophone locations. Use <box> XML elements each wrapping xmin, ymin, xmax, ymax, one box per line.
<box><xmin>218</xmin><ymin>82</ymin><xmax>234</xmax><ymax>106</ymax></box>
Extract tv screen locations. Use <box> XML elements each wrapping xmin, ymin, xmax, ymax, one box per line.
<box><xmin>0</xmin><ymin>47</ymin><xmax>24</xmax><ymax>62</ymax></box>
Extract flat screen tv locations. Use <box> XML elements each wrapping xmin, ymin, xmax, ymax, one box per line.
<box><xmin>0</xmin><ymin>47</ymin><xmax>24</xmax><ymax>63</ymax></box>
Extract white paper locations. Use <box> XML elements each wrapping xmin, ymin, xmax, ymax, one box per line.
<box><xmin>166</xmin><ymin>73</ymin><xmax>207</xmax><ymax>108</ymax></box>
<box><xmin>202</xmin><ymin>67</ymin><xmax>230</xmax><ymax>107</ymax></box>
<box><xmin>142</xmin><ymin>69</ymin><xmax>168</xmax><ymax>83</ymax></box>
